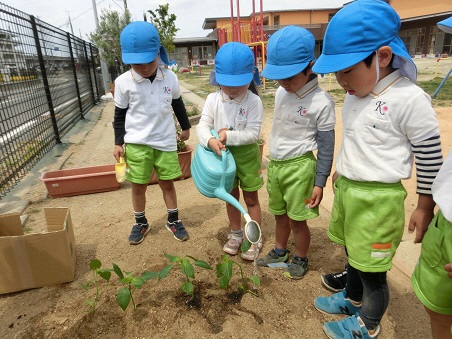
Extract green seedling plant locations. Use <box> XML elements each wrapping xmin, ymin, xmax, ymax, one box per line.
<box><xmin>216</xmin><ymin>240</ymin><xmax>261</xmax><ymax>296</ymax></box>
<box><xmin>80</xmin><ymin>259</ymin><xmax>112</xmax><ymax>314</ymax></box>
<box><xmin>163</xmin><ymin>253</ymin><xmax>213</xmax><ymax>298</ymax></box>
<box><xmin>110</xmin><ymin>262</ymin><xmax>160</xmax><ymax>311</ymax></box>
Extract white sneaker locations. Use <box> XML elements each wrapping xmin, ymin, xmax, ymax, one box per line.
<box><xmin>223</xmin><ymin>233</ymin><xmax>243</xmax><ymax>255</ymax></box>
<box><xmin>241</xmin><ymin>240</ymin><xmax>263</xmax><ymax>261</ymax></box>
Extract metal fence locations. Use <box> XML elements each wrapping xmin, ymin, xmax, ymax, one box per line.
<box><xmin>0</xmin><ymin>2</ymin><xmax>105</xmax><ymax>199</ymax></box>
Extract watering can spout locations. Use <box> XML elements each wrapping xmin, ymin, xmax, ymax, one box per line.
<box><xmin>213</xmin><ymin>187</ymin><xmax>247</xmax><ymax>215</ymax></box>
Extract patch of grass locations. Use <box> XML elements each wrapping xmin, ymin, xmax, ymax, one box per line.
<box><xmin>418</xmin><ymin>77</ymin><xmax>452</xmax><ymax>107</ymax></box>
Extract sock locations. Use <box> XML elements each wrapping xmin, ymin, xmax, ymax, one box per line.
<box><xmin>274</xmin><ymin>247</ymin><xmax>288</xmax><ymax>257</ymax></box>
<box><xmin>293</xmin><ymin>255</ymin><xmax>308</xmax><ymax>263</ymax></box>
<box><xmin>231</xmin><ymin>229</ymin><xmax>243</xmax><ymax>237</ymax></box>
<box><xmin>167</xmin><ymin>208</ymin><xmax>178</xmax><ymax>223</ymax></box>
<box><xmin>134</xmin><ymin>211</ymin><xmax>147</xmax><ymax>225</ymax></box>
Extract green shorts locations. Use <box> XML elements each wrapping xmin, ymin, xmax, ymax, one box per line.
<box><xmin>124</xmin><ymin>143</ymin><xmax>181</xmax><ymax>184</ymax></box>
<box><xmin>228</xmin><ymin>143</ymin><xmax>263</xmax><ymax>192</ymax></box>
<box><xmin>412</xmin><ymin>210</ymin><xmax>452</xmax><ymax>315</ymax></box>
<box><xmin>266</xmin><ymin>152</ymin><xmax>319</xmax><ymax>221</ymax></box>
<box><xmin>328</xmin><ymin>176</ymin><xmax>407</xmax><ymax>272</ymax></box>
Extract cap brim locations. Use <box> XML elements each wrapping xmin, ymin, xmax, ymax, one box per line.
<box><xmin>216</xmin><ymin>73</ymin><xmax>253</xmax><ymax>87</ymax></box>
<box><xmin>122</xmin><ymin>50</ymin><xmax>158</xmax><ymax>64</ymax></box>
<box><xmin>262</xmin><ymin>61</ymin><xmax>310</xmax><ymax>80</ymax></box>
<box><xmin>389</xmin><ymin>37</ymin><xmax>417</xmax><ymax>82</ymax></box>
<box><xmin>438</xmin><ymin>17</ymin><xmax>452</xmax><ymax>34</ymax></box>
<box><xmin>312</xmin><ymin>51</ymin><xmax>371</xmax><ymax>74</ymax></box>
<box><xmin>159</xmin><ymin>46</ymin><xmax>170</xmax><ymax>65</ymax></box>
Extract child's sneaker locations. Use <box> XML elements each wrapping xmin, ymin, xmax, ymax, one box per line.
<box><xmin>166</xmin><ymin>220</ymin><xmax>189</xmax><ymax>241</ymax></box>
<box><xmin>283</xmin><ymin>257</ymin><xmax>308</xmax><ymax>279</ymax></box>
<box><xmin>128</xmin><ymin>223</ymin><xmax>150</xmax><ymax>245</ymax></box>
<box><xmin>223</xmin><ymin>233</ymin><xmax>243</xmax><ymax>255</ymax></box>
<box><xmin>256</xmin><ymin>249</ymin><xmax>290</xmax><ymax>267</ymax></box>
<box><xmin>321</xmin><ymin>264</ymin><xmax>348</xmax><ymax>292</ymax></box>
<box><xmin>323</xmin><ymin>313</ymin><xmax>381</xmax><ymax>339</ymax></box>
<box><xmin>314</xmin><ymin>289</ymin><xmax>361</xmax><ymax>315</ymax></box>
<box><xmin>241</xmin><ymin>240</ymin><xmax>263</xmax><ymax>261</ymax></box>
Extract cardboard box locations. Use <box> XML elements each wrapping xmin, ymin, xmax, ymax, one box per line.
<box><xmin>0</xmin><ymin>208</ymin><xmax>76</xmax><ymax>294</ymax></box>
<box><xmin>40</xmin><ymin>164</ymin><xmax>120</xmax><ymax>198</ymax></box>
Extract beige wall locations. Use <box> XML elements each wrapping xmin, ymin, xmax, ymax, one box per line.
<box><xmin>264</xmin><ymin>10</ymin><xmax>336</xmax><ymax>25</ymax></box>
<box><xmin>391</xmin><ymin>0</ymin><xmax>451</xmax><ymax>19</ymax></box>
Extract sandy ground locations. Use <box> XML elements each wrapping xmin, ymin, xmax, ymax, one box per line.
<box><xmin>0</xmin><ymin>56</ymin><xmax>451</xmax><ymax>338</ymax></box>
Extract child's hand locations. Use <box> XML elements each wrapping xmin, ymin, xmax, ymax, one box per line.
<box><xmin>306</xmin><ymin>186</ymin><xmax>323</xmax><ymax>208</ymax></box>
<box><xmin>179</xmin><ymin>129</ymin><xmax>190</xmax><ymax>141</ymax></box>
<box><xmin>113</xmin><ymin>145</ymin><xmax>124</xmax><ymax>163</ymax></box>
<box><xmin>408</xmin><ymin>195</ymin><xmax>435</xmax><ymax>243</ymax></box>
<box><xmin>218</xmin><ymin>129</ymin><xmax>227</xmax><ymax>145</ymax></box>
<box><xmin>445</xmin><ymin>263</ymin><xmax>452</xmax><ymax>279</ymax></box>
<box><xmin>208</xmin><ymin>137</ymin><xmax>226</xmax><ymax>156</ymax></box>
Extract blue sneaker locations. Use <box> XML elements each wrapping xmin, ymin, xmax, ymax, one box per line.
<box><xmin>128</xmin><ymin>223</ymin><xmax>150</xmax><ymax>245</ymax></box>
<box><xmin>314</xmin><ymin>289</ymin><xmax>361</xmax><ymax>315</ymax></box>
<box><xmin>166</xmin><ymin>220</ymin><xmax>189</xmax><ymax>241</ymax></box>
<box><xmin>323</xmin><ymin>313</ymin><xmax>381</xmax><ymax>339</ymax></box>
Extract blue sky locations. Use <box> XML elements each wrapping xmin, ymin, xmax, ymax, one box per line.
<box><xmin>9</xmin><ymin>0</ymin><xmax>348</xmax><ymax>40</ymax></box>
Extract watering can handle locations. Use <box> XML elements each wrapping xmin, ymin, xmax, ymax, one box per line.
<box><xmin>211</xmin><ymin>129</ymin><xmax>228</xmax><ymax>173</ymax></box>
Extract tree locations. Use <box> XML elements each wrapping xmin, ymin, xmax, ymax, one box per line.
<box><xmin>89</xmin><ymin>8</ymin><xmax>131</xmax><ymax>69</ymax></box>
<box><xmin>147</xmin><ymin>4</ymin><xmax>178</xmax><ymax>53</ymax></box>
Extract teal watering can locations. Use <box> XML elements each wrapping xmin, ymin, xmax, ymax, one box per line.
<box><xmin>191</xmin><ymin>130</ymin><xmax>261</xmax><ymax>244</ymax></box>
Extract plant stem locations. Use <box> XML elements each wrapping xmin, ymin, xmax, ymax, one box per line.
<box><xmin>129</xmin><ymin>284</ymin><xmax>136</xmax><ymax>310</ymax></box>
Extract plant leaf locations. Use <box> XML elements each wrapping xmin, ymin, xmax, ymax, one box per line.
<box><xmin>112</xmin><ymin>263</ymin><xmax>124</xmax><ymax>279</ymax></box>
<box><xmin>159</xmin><ymin>264</ymin><xmax>173</xmax><ymax>280</ymax></box>
<box><xmin>194</xmin><ymin>260</ymin><xmax>213</xmax><ymax>270</ymax></box>
<box><xmin>79</xmin><ymin>282</ymin><xmax>89</xmax><ymax>290</ymax></box>
<box><xmin>131</xmin><ymin>277</ymin><xmax>145</xmax><ymax>288</ymax></box>
<box><xmin>116</xmin><ymin>287</ymin><xmax>131</xmax><ymax>311</ymax></box>
<box><xmin>181</xmin><ymin>281</ymin><xmax>194</xmax><ymax>295</ymax></box>
<box><xmin>141</xmin><ymin>271</ymin><xmax>159</xmax><ymax>281</ymax></box>
<box><xmin>85</xmin><ymin>299</ymin><xmax>94</xmax><ymax>307</ymax></box>
<box><xmin>241</xmin><ymin>239</ymin><xmax>251</xmax><ymax>253</ymax></box>
<box><xmin>219</xmin><ymin>275</ymin><xmax>230</xmax><ymax>289</ymax></box>
<box><xmin>89</xmin><ymin>259</ymin><xmax>101</xmax><ymax>270</ymax></box>
<box><xmin>181</xmin><ymin>258</ymin><xmax>195</xmax><ymax>279</ymax></box>
<box><xmin>249</xmin><ymin>275</ymin><xmax>261</xmax><ymax>286</ymax></box>
<box><xmin>164</xmin><ymin>253</ymin><xmax>180</xmax><ymax>263</ymax></box>
<box><xmin>98</xmin><ymin>270</ymin><xmax>111</xmax><ymax>281</ymax></box>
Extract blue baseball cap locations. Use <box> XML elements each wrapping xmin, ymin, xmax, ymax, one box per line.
<box><xmin>262</xmin><ymin>26</ymin><xmax>315</xmax><ymax>80</ymax></box>
<box><xmin>215</xmin><ymin>42</ymin><xmax>254</xmax><ymax>86</ymax></box>
<box><xmin>313</xmin><ymin>0</ymin><xmax>416</xmax><ymax>82</ymax></box>
<box><xmin>120</xmin><ymin>21</ymin><xmax>169</xmax><ymax>65</ymax></box>
<box><xmin>438</xmin><ymin>17</ymin><xmax>452</xmax><ymax>34</ymax></box>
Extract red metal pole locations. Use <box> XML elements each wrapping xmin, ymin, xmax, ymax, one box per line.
<box><xmin>260</xmin><ymin>0</ymin><xmax>264</xmax><ymax>41</ymax></box>
<box><xmin>236</xmin><ymin>0</ymin><xmax>241</xmax><ymax>42</ymax></box>
<box><xmin>230</xmin><ymin>0</ymin><xmax>235</xmax><ymax>41</ymax></box>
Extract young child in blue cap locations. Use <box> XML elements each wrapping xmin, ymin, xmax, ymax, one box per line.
<box><xmin>312</xmin><ymin>1</ymin><xmax>443</xmax><ymax>338</ymax></box>
<box><xmin>113</xmin><ymin>21</ymin><xmax>191</xmax><ymax>244</ymax></box>
<box><xmin>196</xmin><ymin>42</ymin><xmax>264</xmax><ymax>261</ymax></box>
<box><xmin>257</xmin><ymin>25</ymin><xmax>336</xmax><ymax>280</ymax></box>
<box><xmin>411</xmin><ymin>16</ymin><xmax>452</xmax><ymax>339</ymax></box>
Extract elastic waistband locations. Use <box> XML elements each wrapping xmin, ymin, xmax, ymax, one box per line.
<box><xmin>228</xmin><ymin>142</ymin><xmax>258</xmax><ymax>155</ymax></box>
<box><xmin>340</xmin><ymin>176</ymin><xmax>403</xmax><ymax>190</ymax></box>
<box><xmin>270</xmin><ymin>151</ymin><xmax>315</xmax><ymax>165</ymax></box>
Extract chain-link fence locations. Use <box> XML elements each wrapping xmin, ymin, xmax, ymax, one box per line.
<box><xmin>0</xmin><ymin>2</ymin><xmax>105</xmax><ymax>199</ymax></box>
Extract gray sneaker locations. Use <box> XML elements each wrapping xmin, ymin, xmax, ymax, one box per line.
<box><xmin>256</xmin><ymin>249</ymin><xmax>290</xmax><ymax>267</ymax></box>
<box><xmin>283</xmin><ymin>257</ymin><xmax>308</xmax><ymax>280</ymax></box>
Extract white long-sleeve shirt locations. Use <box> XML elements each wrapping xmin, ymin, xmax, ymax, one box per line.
<box><xmin>197</xmin><ymin>89</ymin><xmax>263</xmax><ymax>147</ymax></box>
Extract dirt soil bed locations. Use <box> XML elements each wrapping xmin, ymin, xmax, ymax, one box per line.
<box><xmin>1</xmin><ymin>69</ymin><xmax>452</xmax><ymax>337</ymax></box>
